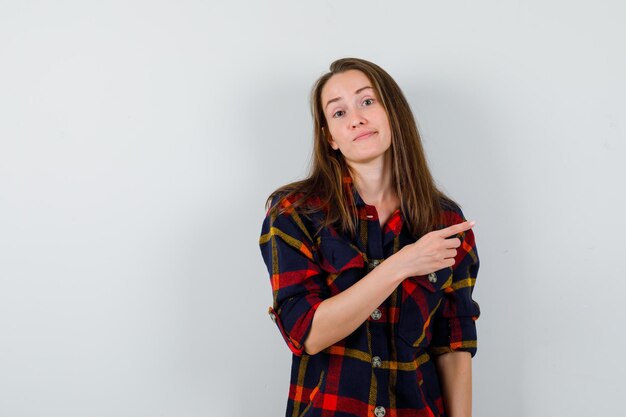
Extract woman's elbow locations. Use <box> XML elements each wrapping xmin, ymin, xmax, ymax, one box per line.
<box><xmin>303</xmin><ymin>333</ymin><xmax>327</xmax><ymax>355</ymax></box>
<box><xmin>303</xmin><ymin>339</ymin><xmax>322</xmax><ymax>355</ymax></box>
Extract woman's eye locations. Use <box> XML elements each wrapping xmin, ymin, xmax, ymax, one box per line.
<box><xmin>333</xmin><ymin>110</ymin><xmax>345</xmax><ymax>118</ymax></box>
<box><xmin>363</xmin><ymin>98</ymin><xmax>374</xmax><ymax>106</ymax></box>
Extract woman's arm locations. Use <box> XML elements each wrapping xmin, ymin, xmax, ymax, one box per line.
<box><xmin>303</xmin><ymin>220</ymin><xmax>475</xmax><ymax>355</ymax></box>
<box><xmin>434</xmin><ymin>351</ymin><xmax>472</xmax><ymax>417</ymax></box>
<box><xmin>303</xmin><ymin>257</ymin><xmax>404</xmax><ymax>355</ymax></box>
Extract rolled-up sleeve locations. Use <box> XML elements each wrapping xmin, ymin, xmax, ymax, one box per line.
<box><xmin>430</xmin><ymin>208</ymin><xmax>481</xmax><ymax>357</ymax></box>
<box><xmin>259</xmin><ymin>196</ymin><xmax>329</xmax><ymax>356</ymax></box>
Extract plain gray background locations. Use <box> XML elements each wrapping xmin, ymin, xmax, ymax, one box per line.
<box><xmin>1</xmin><ymin>1</ymin><xmax>625</xmax><ymax>416</ymax></box>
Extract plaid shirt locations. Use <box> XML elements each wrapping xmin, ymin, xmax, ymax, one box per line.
<box><xmin>259</xmin><ymin>178</ymin><xmax>480</xmax><ymax>417</ymax></box>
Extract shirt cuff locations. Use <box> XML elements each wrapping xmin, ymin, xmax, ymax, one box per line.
<box><xmin>429</xmin><ymin>316</ymin><xmax>478</xmax><ymax>357</ymax></box>
<box><xmin>268</xmin><ymin>300</ymin><xmax>322</xmax><ymax>356</ymax></box>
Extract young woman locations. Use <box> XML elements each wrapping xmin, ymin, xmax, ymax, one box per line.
<box><xmin>259</xmin><ymin>58</ymin><xmax>480</xmax><ymax>417</ymax></box>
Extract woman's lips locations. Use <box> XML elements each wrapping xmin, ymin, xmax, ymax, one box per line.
<box><xmin>353</xmin><ymin>131</ymin><xmax>376</xmax><ymax>141</ymax></box>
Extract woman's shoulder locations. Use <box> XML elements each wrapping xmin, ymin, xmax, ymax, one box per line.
<box><xmin>268</xmin><ymin>190</ymin><xmax>324</xmax><ymax>210</ymax></box>
<box><xmin>265</xmin><ymin>189</ymin><xmax>328</xmax><ymax>224</ymax></box>
<box><xmin>263</xmin><ymin>190</ymin><xmax>330</xmax><ymax>245</ymax></box>
<box><xmin>438</xmin><ymin>194</ymin><xmax>468</xmax><ymax>226</ymax></box>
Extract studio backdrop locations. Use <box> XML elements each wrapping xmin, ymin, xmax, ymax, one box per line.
<box><xmin>1</xmin><ymin>1</ymin><xmax>624</xmax><ymax>416</ymax></box>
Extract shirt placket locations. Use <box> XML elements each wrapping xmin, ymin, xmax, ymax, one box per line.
<box><xmin>359</xmin><ymin>203</ymin><xmax>391</xmax><ymax>417</ymax></box>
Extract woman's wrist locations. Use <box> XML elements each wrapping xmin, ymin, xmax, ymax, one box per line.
<box><xmin>379</xmin><ymin>255</ymin><xmax>408</xmax><ymax>286</ymax></box>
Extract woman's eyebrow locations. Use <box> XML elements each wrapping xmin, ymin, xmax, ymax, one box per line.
<box><xmin>325</xmin><ymin>86</ymin><xmax>373</xmax><ymax>110</ymax></box>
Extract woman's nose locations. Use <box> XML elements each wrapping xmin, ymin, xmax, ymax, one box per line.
<box><xmin>351</xmin><ymin>112</ymin><xmax>366</xmax><ymax>128</ymax></box>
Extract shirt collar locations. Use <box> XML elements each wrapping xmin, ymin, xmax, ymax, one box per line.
<box><xmin>343</xmin><ymin>175</ymin><xmax>404</xmax><ymax>236</ymax></box>
<box><xmin>342</xmin><ymin>175</ymin><xmax>365</xmax><ymax>207</ymax></box>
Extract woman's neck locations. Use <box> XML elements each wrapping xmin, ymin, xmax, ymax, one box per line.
<box><xmin>349</xmin><ymin>152</ymin><xmax>398</xmax><ymax>207</ymax></box>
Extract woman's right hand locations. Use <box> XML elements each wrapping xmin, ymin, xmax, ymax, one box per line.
<box><xmin>390</xmin><ymin>221</ymin><xmax>475</xmax><ymax>279</ymax></box>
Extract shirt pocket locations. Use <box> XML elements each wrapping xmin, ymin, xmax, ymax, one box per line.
<box><xmin>398</xmin><ymin>267</ymin><xmax>453</xmax><ymax>349</ymax></box>
<box><xmin>316</xmin><ymin>236</ymin><xmax>364</xmax><ymax>291</ymax></box>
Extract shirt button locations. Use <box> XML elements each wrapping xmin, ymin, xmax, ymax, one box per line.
<box><xmin>370</xmin><ymin>309</ymin><xmax>382</xmax><ymax>321</ymax></box>
<box><xmin>367</xmin><ymin>259</ymin><xmax>381</xmax><ymax>270</ymax></box>
<box><xmin>428</xmin><ymin>272</ymin><xmax>437</xmax><ymax>283</ymax></box>
<box><xmin>374</xmin><ymin>406</ymin><xmax>386</xmax><ymax>417</ymax></box>
<box><xmin>372</xmin><ymin>356</ymin><xmax>382</xmax><ymax>368</ymax></box>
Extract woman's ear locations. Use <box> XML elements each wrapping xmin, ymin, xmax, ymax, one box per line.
<box><xmin>322</xmin><ymin>127</ymin><xmax>339</xmax><ymax>150</ymax></box>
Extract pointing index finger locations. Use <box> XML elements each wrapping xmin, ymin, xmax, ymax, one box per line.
<box><xmin>437</xmin><ymin>220</ymin><xmax>475</xmax><ymax>238</ymax></box>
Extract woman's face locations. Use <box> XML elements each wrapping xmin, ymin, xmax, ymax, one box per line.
<box><xmin>321</xmin><ymin>69</ymin><xmax>392</xmax><ymax>166</ymax></box>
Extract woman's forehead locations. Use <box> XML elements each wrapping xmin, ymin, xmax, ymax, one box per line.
<box><xmin>321</xmin><ymin>70</ymin><xmax>373</xmax><ymax>102</ymax></box>
<box><xmin>320</xmin><ymin>70</ymin><xmax>376</xmax><ymax>108</ymax></box>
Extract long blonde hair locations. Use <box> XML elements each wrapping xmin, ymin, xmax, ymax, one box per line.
<box><xmin>266</xmin><ymin>57</ymin><xmax>454</xmax><ymax>239</ymax></box>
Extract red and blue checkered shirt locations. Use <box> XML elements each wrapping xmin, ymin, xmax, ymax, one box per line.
<box><xmin>259</xmin><ymin>179</ymin><xmax>480</xmax><ymax>417</ymax></box>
